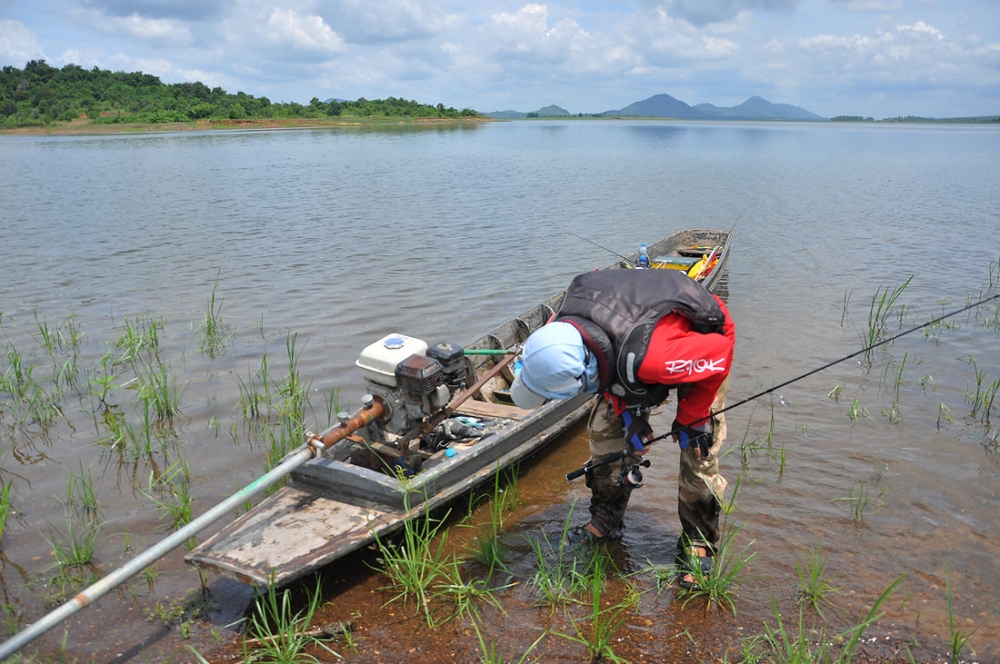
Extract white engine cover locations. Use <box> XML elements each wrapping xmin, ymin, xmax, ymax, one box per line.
<box><xmin>355</xmin><ymin>333</ymin><xmax>428</xmax><ymax>387</ymax></box>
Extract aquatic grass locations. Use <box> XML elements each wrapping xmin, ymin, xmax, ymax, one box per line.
<box><xmin>795</xmin><ymin>548</ymin><xmax>840</xmax><ymax>618</ymax></box>
<box><xmin>243</xmin><ymin>579</ymin><xmax>340</xmax><ymax>663</ymax></box>
<box><xmin>372</xmin><ymin>497</ymin><xmax>454</xmax><ymax>625</ymax></box>
<box><xmin>196</xmin><ymin>270</ymin><xmax>231</xmax><ymax>358</ymax></box>
<box><xmin>431</xmin><ymin>556</ymin><xmax>513</xmax><ymax>625</ymax></box>
<box><xmin>526</xmin><ymin>507</ymin><xmax>597</xmax><ymax>609</ymax></box>
<box><xmin>44</xmin><ymin>512</ymin><xmax>100</xmax><ymax>571</ymax></box>
<box><xmin>470</xmin><ymin>618</ymin><xmax>545</xmax><ymax>664</ymax></box>
<box><xmin>278</xmin><ymin>332</ymin><xmax>310</xmax><ymax>425</ymax></box>
<box><xmin>861</xmin><ymin>276</ymin><xmax>913</xmax><ymax>362</ymax></box>
<box><xmin>134</xmin><ymin>355</ymin><xmax>185</xmax><ymax>420</ymax></box>
<box><xmin>677</xmin><ymin>519</ymin><xmax>757</xmax><ymax>615</ymax></box>
<box><xmin>145</xmin><ymin>458</ymin><xmax>194</xmax><ymax>538</ymax></box>
<box><xmin>462</xmin><ymin>467</ymin><xmax>519</xmax><ymax>574</ymax></box>
<box><xmin>758</xmin><ymin>575</ymin><xmax>906</xmax><ymax>664</ymax></box>
<box><xmin>0</xmin><ymin>480</ymin><xmax>12</xmax><ymax>545</ymax></box>
<box><xmin>834</xmin><ymin>480</ymin><xmax>879</xmax><ymax>522</ymax></box>
<box><xmin>845</xmin><ymin>397</ymin><xmax>870</xmax><ymax>423</ymax></box>
<box><xmin>67</xmin><ymin>462</ymin><xmax>101</xmax><ymax>518</ymax></box>
<box><xmin>937</xmin><ymin>402</ymin><xmax>953</xmax><ymax>429</ymax></box>
<box><xmin>114</xmin><ymin>313</ymin><xmax>164</xmax><ymax>366</ymax></box>
<box><xmin>236</xmin><ymin>353</ymin><xmax>273</xmax><ymax>422</ymax></box>
<box><xmin>961</xmin><ymin>355</ymin><xmax>986</xmax><ymax>415</ymax></box>
<box><xmin>945</xmin><ymin>566</ymin><xmax>978</xmax><ymax>664</ymax></box>
<box><xmin>89</xmin><ymin>352</ymin><xmax>120</xmax><ymax>412</ymax></box>
<box><xmin>549</xmin><ymin>553</ymin><xmax>639</xmax><ymax>664</ymax></box>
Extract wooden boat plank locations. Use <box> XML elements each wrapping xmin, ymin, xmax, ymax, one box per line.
<box><xmin>188</xmin><ymin>396</ymin><xmax>593</xmax><ymax>587</ymax></box>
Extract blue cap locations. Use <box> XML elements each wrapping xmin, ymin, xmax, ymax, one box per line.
<box><xmin>510</xmin><ymin>322</ymin><xmax>598</xmax><ymax>408</ymax></box>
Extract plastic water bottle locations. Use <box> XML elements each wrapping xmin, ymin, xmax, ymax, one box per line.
<box><xmin>637</xmin><ymin>243</ymin><xmax>650</xmax><ymax>268</ymax></box>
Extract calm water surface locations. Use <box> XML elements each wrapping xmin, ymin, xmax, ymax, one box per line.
<box><xmin>1</xmin><ymin>120</ymin><xmax>999</xmax><ymax>662</ymax></box>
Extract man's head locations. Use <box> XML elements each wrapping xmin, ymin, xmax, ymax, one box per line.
<box><xmin>510</xmin><ymin>322</ymin><xmax>599</xmax><ymax>408</ymax></box>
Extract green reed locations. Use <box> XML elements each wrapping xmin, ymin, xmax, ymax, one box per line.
<box><xmin>44</xmin><ymin>512</ymin><xmax>100</xmax><ymax>571</ymax></box>
<box><xmin>134</xmin><ymin>354</ymin><xmax>185</xmax><ymax>420</ymax></box>
<box><xmin>278</xmin><ymin>332</ymin><xmax>310</xmax><ymax>425</ymax></box>
<box><xmin>861</xmin><ymin>276</ymin><xmax>913</xmax><ymax>362</ymax></box>
<box><xmin>794</xmin><ymin>548</ymin><xmax>840</xmax><ymax>618</ymax></box>
<box><xmin>462</xmin><ymin>467</ymin><xmax>519</xmax><ymax>574</ymax></box>
<box><xmin>526</xmin><ymin>507</ymin><xmax>598</xmax><ymax>609</ymax></box>
<box><xmin>678</xmin><ymin>518</ymin><xmax>757</xmax><ymax>615</ymax></box>
<box><xmin>145</xmin><ymin>458</ymin><xmax>194</xmax><ymax>538</ymax></box>
<box><xmin>196</xmin><ymin>270</ymin><xmax>231</xmax><ymax>358</ymax></box>
<box><xmin>945</xmin><ymin>566</ymin><xmax>978</xmax><ymax>663</ymax></box>
<box><xmin>835</xmin><ymin>480</ymin><xmax>880</xmax><ymax>522</ymax></box>
<box><xmin>372</xmin><ymin>497</ymin><xmax>454</xmax><ymax>626</ymax></box>
<box><xmin>550</xmin><ymin>553</ymin><xmax>639</xmax><ymax>664</ymax></box>
<box><xmin>470</xmin><ymin>618</ymin><xmax>545</xmax><ymax>664</ymax></box>
<box><xmin>236</xmin><ymin>353</ymin><xmax>272</xmax><ymax>422</ymax></box>
<box><xmin>114</xmin><ymin>313</ymin><xmax>164</xmax><ymax>366</ymax></box>
<box><xmin>67</xmin><ymin>462</ymin><xmax>101</xmax><ymax>518</ymax></box>
<box><xmin>937</xmin><ymin>402</ymin><xmax>953</xmax><ymax>429</ymax></box>
<box><xmin>756</xmin><ymin>575</ymin><xmax>906</xmax><ymax>664</ymax></box>
<box><xmin>432</xmin><ymin>555</ymin><xmax>512</xmax><ymax>626</ymax></box>
<box><xmin>242</xmin><ymin>578</ymin><xmax>339</xmax><ymax>663</ymax></box>
<box><xmin>0</xmin><ymin>480</ymin><xmax>12</xmax><ymax>545</ymax></box>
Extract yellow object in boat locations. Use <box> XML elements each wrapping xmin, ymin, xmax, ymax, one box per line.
<box><xmin>687</xmin><ymin>255</ymin><xmax>707</xmax><ymax>278</ymax></box>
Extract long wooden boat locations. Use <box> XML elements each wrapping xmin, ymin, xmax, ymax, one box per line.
<box><xmin>186</xmin><ymin>228</ymin><xmax>731</xmax><ymax>586</ymax></box>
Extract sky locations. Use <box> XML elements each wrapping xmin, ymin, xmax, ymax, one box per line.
<box><xmin>1</xmin><ymin>0</ymin><xmax>997</xmax><ymax>119</ymax></box>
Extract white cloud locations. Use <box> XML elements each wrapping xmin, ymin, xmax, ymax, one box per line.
<box><xmin>265</xmin><ymin>8</ymin><xmax>346</xmax><ymax>55</ymax></box>
<box><xmin>319</xmin><ymin>0</ymin><xmax>458</xmax><ymax>43</ymax></box>
<box><xmin>103</xmin><ymin>14</ymin><xmax>194</xmax><ymax>44</ymax></box>
<box><xmin>0</xmin><ymin>19</ymin><xmax>45</xmax><ymax>64</ymax></box>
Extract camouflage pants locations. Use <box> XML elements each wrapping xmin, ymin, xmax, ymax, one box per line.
<box><xmin>585</xmin><ymin>376</ymin><xmax>729</xmax><ymax>551</ymax></box>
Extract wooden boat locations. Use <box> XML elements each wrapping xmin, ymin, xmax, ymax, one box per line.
<box><xmin>185</xmin><ymin>228</ymin><xmax>731</xmax><ymax>586</ymax></box>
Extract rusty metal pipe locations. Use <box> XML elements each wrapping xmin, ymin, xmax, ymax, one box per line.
<box><xmin>319</xmin><ymin>398</ymin><xmax>386</xmax><ymax>447</ymax></box>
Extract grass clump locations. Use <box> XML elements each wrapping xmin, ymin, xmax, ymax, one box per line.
<box><xmin>795</xmin><ymin>548</ymin><xmax>840</xmax><ymax>618</ymax></box>
<box><xmin>242</xmin><ymin>579</ymin><xmax>339</xmax><ymax>663</ymax></box>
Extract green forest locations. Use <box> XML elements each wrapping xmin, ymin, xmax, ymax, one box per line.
<box><xmin>0</xmin><ymin>60</ymin><xmax>482</xmax><ymax>129</ymax></box>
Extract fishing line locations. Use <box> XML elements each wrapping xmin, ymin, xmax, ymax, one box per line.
<box><xmin>648</xmin><ymin>290</ymin><xmax>1000</xmax><ymax>443</ymax></box>
<box><xmin>567</xmin><ymin>289</ymin><xmax>1000</xmax><ymax>480</ymax></box>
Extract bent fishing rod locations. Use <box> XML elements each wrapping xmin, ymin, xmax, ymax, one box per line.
<box><xmin>567</xmin><ymin>290</ymin><xmax>1000</xmax><ymax>481</ymax></box>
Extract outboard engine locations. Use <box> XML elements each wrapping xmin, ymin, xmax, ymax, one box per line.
<box><xmin>355</xmin><ymin>333</ymin><xmax>458</xmax><ymax>437</ymax></box>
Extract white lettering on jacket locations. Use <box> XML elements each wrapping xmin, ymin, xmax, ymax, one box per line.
<box><xmin>662</xmin><ymin>358</ymin><xmax>726</xmax><ymax>376</ymax></box>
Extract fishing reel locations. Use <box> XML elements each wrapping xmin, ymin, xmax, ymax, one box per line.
<box><xmin>619</xmin><ymin>459</ymin><xmax>651</xmax><ymax>489</ymax></box>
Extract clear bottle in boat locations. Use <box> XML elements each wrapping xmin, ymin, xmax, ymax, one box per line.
<box><xmin>637</xmin><ymin>243</ymin><xmax>650</xmax><ymax>268</ymax></box>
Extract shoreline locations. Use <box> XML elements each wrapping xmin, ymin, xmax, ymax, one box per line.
<box><xmin>0</xmin><ymin>115</ymin><xmax>494</xmax><ymax>136</ymax></box>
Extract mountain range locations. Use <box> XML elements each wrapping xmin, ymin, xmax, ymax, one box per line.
<box><xmin>488</xmin><ymin>93</ymin><xmax>826</xmax><ymax>121</ymax></box>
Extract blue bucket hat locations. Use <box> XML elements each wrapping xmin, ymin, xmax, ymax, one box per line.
<box><xmin>510</xmin><ymin>322</ymin><xmax>599</xmax><ymax>408</ymax></box>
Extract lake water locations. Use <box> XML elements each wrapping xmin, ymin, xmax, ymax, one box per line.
<box><xmin>1</xmin><ymin>120</ymin><xmax>999</xmax><ymax>662</ymax></box>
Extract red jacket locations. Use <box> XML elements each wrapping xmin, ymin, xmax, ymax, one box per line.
<box><xmin>636</xmin><ymin>295</ymin><xmax>735</xmax><ymax>426</ymax></box>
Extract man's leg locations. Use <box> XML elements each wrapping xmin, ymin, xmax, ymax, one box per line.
<box><xmin>583</xmin><ymin>399</ymin><xmax>635</xmax><ymax>539</ymax></box>
<box><xmin>677</xmin><ymin>376</ymin><xmax>730</xmax><ymax>555</ymax></box>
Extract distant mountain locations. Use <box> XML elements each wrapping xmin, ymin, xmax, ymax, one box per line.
<box><xmin>693</xmin><ymin>96</ymin><xmax>825</xmax><ymax>121</ymax></box>
<box><xmin>486</xmin><ymin>104</ymin><xmax>570</xmax><ymax>119</ymax></box>
<box><xmin>490</xmin><ymin>94</ymin><xmax>826</xmax><ymax>121</ymax></box>
<box><xmin>604</xmin><ymin>93</ymin><xmax>704</xmax><ymax>119</ymax></box>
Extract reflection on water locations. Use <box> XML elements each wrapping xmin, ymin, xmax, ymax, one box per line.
<box><xmin>1</xmin><ymin>121</ymin><xmax>999</xmax><ymax>661</ymax></box>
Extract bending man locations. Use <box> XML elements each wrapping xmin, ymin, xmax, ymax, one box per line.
<box><xmin>510</xmin><ymin>268</ymin><xmax>735</xmax><ymax>588</ymax></box>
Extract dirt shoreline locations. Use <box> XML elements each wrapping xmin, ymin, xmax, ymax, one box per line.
<box><xmin>0</xmin><ymin>116</ymin><xmax>494</xmax><ymax>136</ymax></box>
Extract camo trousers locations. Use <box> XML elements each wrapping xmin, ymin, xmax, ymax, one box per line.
<box><xmin>585</xmin><ymin>376</ymin><xmax>729</xmax><ymax>551</ymax></box>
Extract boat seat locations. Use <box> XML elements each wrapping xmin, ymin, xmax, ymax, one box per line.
<box><xmin>454</xmin><ymin>399</ymin><xmax>531</xmax><ymax>420</ymax></box>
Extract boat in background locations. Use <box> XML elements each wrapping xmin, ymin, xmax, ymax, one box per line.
<box><xmin>186</xmin><ymin>228</ymin><xmax>731</xmax><ymax>587</ymax></box>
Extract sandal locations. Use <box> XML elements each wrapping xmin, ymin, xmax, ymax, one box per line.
<box><xmin>677</xmin><ymin>547</ymin><xmax>712</xmax><ymax>590</ymax></box>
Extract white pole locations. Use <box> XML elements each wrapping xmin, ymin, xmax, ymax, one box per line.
<box><xmin>0</xmin><ymin>440</ymin><xmax>322</xmax><ymax>660</ymax></box>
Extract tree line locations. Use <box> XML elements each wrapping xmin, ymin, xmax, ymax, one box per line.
<box><xmin>0</xmin><ymin>60</ymin><xmax>481</xmax><ymax>128</ymax></box>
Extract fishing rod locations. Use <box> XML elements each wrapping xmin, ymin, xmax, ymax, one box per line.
<box><xmin>567</xmin><ymin>232</ymin><xmax>633</xmax><ymax>264</ymax></box>
<box><xmin>567</xmin><ymin>290</ymin><xmax>1000</xmax><ymax>481</ymax></box>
